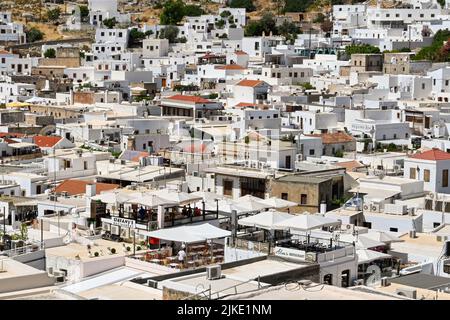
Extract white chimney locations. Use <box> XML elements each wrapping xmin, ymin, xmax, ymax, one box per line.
<box><xmin>86</xmin><ymin>183</ymin><xmax>96</xmax><ymax>197</ymax></box>
<box><xmin>320</xmin><ymin>201</ymin><xmax>327</xmax><ymax>215</ymax></box>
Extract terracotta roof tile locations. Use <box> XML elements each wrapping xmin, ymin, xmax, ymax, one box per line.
<box><xmin>167</xmin><ymin>95</ymin><xmax>211</xmax><ymax>103</ymax></box>
<box><xmin>236</xmin><ymin>79</ymin><xmax>265</xmax><ymax>87</ymax></box>
<box><xmin>215</xmin><ymin>64</ymin><xmax>245</xmax><ymax>70</ymax></box>
<box><xmin>335</xmin><ymin>160</ymin><xmax>365</xmax><ymax>171</ymax></box>
<box><xmin>308</xmin><ymin>132</ymin><xmax>355</xmax><ymax>144</ymax></box>
<box><xmin>33</xmin><ymin>135</ymin><xmax>62</xmax><ymax>148</ymax></box>
<box><xmin>410</xmin><ymin>148</ymin><xmax>450</xmax><ymax>161</ymax></box>
<box><xmin>234</xmin><ymin>50</ymin><xmax>248</xmax><ymax>56</ymax></box>
<box><xmin>55</xmin><ymin>180</ymin><xmax>119</xmax><ymax>196</ymax></box>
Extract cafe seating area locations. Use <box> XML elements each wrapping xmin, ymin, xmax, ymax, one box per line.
<box><xmin>277</xmin><ymin>238</ymin><xmax>343</xmax><ymax>254</ymax></box>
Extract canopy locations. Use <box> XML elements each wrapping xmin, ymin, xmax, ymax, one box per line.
<box><xmin>91</xmin><ymin>191</ymin><xmax>139</xmax><ymax>204</ymax></box>
<box><xmin>274</xmin><ymin>214</ymin><xmax>340</xmax><ymax>231</ymax></box>
<box><xmin>140</xmin><ymin>223</ymin><xmax>231</xmax><ymax>243</ymax></box>
<box><xmin>191</xmin><ymin>191</ymin><xmax>224</xmax><ymax>202</ymax></box>
<box><xmin>25</xmin><ymin>96</ymin><xmax>47</xmax><ymax>104</ymax></box>
<box><xmin>231</xmin><ymin>195</ymin><xmax>271</xmax><ymax>212</ymax></box>
<box><xmin>150</xmin><ymin>190</ymin><xmax>202</xmax><ymax>205</ymax></box>
<box><xmin>204</xmin><ymin>199</ymin><xmax>250</xmax><ymax>215</ymax></box>
<box><xmin>339</xmin><ymin>233</ymin><xmax>385</xmax><ymax>249</ymax></box>
<box><xmin>6</xmin><ymin>101</ymin><xmax>30</xmax><ymax>108</ymax></box>
<box><xmin>357</xmin><ymin>249</ymin><xmax>392</xmax><ymax>264</ymax></box>
<box><xmin>126</xmin><ymin>194</ymin><xmax>177</xmax><ymax>208</ymax></box>
<box><xmin>260</xmin><ymin>197</ymin><xmax>298</xmax><ymax>209</ymax></box>
<box><xmin>238</xmin><ymin>210</ymin><xmax>294</xmax><ymax>230</ymax></box>
<box><xmin>362</xmin><ymin>231</ymin><xmax>403</xmax><ymax>244</ymax></box>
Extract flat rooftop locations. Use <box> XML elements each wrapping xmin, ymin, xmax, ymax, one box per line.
<box><xmin>222</xmin><ymin>283</ymin><xmax>402</xmax><ymax>300</ymax></box>
<box><xmin>390</xmin><ymin>274</ymin><xmax>450</xmax><ymax>290</ymax></box>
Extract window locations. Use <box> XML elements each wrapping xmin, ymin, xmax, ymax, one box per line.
<box><xmin>309</xmin><ymin>149</ymin><xmax>315</xmax><ymax>155</ymax></box>
<box><xmin>389</xmin><ymin>227</ymin><xmax>398</xmax><ymax>232</ymax></box>
<box><xmin>443</xmin><ymin>169</ymin><xmax>449</xmax><ymax>187</ymax></box>
<box><xmin>224</xmin><ymin>180</ymin><xmax>233</xmax><ymax>196</ymax></box>
<box><xmin>410</xmin><ymin>167</ymin><xmax>416</xmax><ymax>179</ymax></box>
<box><xmin>281</xmin><ymin>193</ymin><xmax>288</xmax><ymax>200</ymax></box>
<box><xmin>300</xmin><ymin>194</ymin><xmax>307</xmax><ymax>205</ymax></box>
<box><xmin>84</xmin><ymin>161</ymin><xmax>88</xmax><ymax>170</ymax></box>
<box><xmin>434</xmin><ymin>222</ymin><xmax>441</xmax><ymax>228</ymax></box>
<box><xmin>422</xmin><ymin>83</ymin><xmax>425</xmax><ymax>90</ymax></box>
<box><xmin>424</xmin><ymin>169</ymin><xmax>430</xmax><ymax>182</ymax></box>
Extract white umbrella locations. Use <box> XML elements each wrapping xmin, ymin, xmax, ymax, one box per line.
<box><xmin>260</xmin><ymin>197</ymin><xmax>298</xmax><ymax>209</ymax></box>
<box><xmin>274</xmin><ymin>214</ymin><xmax>340</xmax><ymax>231</ymax></box>
<box><xmin>357</xmin><ymin>249</ymin><xmax>392</xmax><ymax>264</ymax></box>
<box><xmin>232</xmin><ymin>195</ymin><xmax>271</xmax><ymax>212</ymax></box>
<box><xmin>126</xmin><ymin>194</ymin><xmax>177</xmax><ymax>208</ymax></box>
<box><xmin>191</xmin><ymin>191</ymin><xmax>224</xmax><ymax>202</ymax></box>
<box><xmin>238</xmin><ymin>210</ymin><xmax>294</xmax><ymax>230</ymax></box>
<box><xmin>26</xmin><ymin>96</ymin><xmax>47</xmax><ymax>104</ymax></box>
<box><xmin>91</xmin><ymin>191</ymin><xmax>138</xmax><ymax>204</ymax></box>
<box><xmin>151</xmin><ymin>190</ymin><xmax>202</xmax><ymax>205</ymax></box>
<box><xmin>204</xmin><ymin>199</ymin><xmax>250</xmax><ymax>214</ymax></box>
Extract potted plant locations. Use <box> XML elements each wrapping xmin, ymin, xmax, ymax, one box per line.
<box><xmin>126</xmin><ymin>246</ymin><xmax>131</xmax><ymax>252</ymax></box>
<box><xmin>137</xmin><ymin>246</ymin><xmax>141</xmax><ymax>251</ymax></box>
<box><xmin>94</xmin><ymin>252</ymin><xmax>99</xmax><ymax>257</ymax></box>
<box><xmin>111</xmin><ymin>248</ymin><xmax>116</xmax><ymax>254</ymax></box>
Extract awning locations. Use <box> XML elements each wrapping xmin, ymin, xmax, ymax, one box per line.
<box><xmin>357</xmin><ymin>249</ymin><xmax>392</xmax><ymax>264</ymax></box>
<box><xmin>238</xmin><ymin>210</ymin><xmax>294</xmax><ymax>230</ymax></box>
<box><xmin>273</xmin><ymin>214</ymin><xmax>340</xmax><ymax>231</ymax></box>
<box><xmin>140</xmin><ymin>223</ymin><xmax>231</xmax><ymax>243</ymax></box>
<box><xmin>8</xmin><ymin>142</ymin><xmax>37</xmax><ymax>149</ymax></box>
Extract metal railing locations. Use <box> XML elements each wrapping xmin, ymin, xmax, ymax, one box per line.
<box><xmin>1</xmin><ymin>240</ymin><xmax>44</xmax><ymax>257</ymax></box>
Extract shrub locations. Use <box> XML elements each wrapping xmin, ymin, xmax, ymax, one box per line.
<box><xmin>44</xmin><ymin>48</ymin><xmax>56</xmax><ymax>58</ymax></box>
<box><xmin>94</xmin><ymin>252</ymin><xmax>99</xmax><ymax>257</ymax></box>
<box><xmin>111</xmin><ymin>248</ymin><xmax>116</xmax><ymax>254</ymax></box>
<box><xmin>102</xmin><ymin>17</ymin><xmax>117</xmax><ymax>29</ymax></box>
<box><xmin>137</xmin><ymin>246</ymin><xmax>142</xmax><ymax>251</ymax></box>
<box><xmin>126</xmin><ymin>246</ymin><xmax>131</xmax><ymax>251</ymax></box>
<box><xmin>26</xmin><ymin>28</ymin><xmax>44</xmax><ymax>43</ymax></box>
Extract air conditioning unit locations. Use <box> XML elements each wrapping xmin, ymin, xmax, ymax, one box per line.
<box><xmin>305</xmin><ymin>252</ymin><xmax>317</xmax><ymax>262</ymax></box>
<box><xmin>395</xmin><ymin>287</ymin><xmax>417</xmax><ymax>299</ymax></box>
<box><xmin>206</xmin><ymin>265</ymin><xmax>222</xmax><ymax>280</ymax></box>
<box><xmin>363</xmin><ymin>204</ymin><xmax>370</xmax><ymax>211</ymax></box>
<box><xmin>370</xmin><ymin>203</ymin><xmax>381</xmax><ymax>213</ymax></box>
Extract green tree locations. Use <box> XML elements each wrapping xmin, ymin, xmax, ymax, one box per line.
<box><xmin>334</xmin><ymin>149</ymin><xmax>344</xmax><ymax>157</ymax></box>
<box><xmin>102</xmin><ymin>17</ymin><xmax>117</xmax><ymax>29</ymax></box>
<box><xmin>79</xmin><ymin>5</ymin><xmax>89</xmax><ymax>21</ymax></box>
<box><xmin>229</xmin><ymin>0</ymin><xmax>256</xmax><ymax>12</ymax></box>
<box><xmin>47</xmin><ymin>8</ymin><xmax>61</xmax><ymax>22</ymax></box>
<box><xmin>184</xmin><ymin>4</ymin><xmax>204</xmax><ymax>17</ymax></box>
<box><xmin>437</xmin><ymin>0</ymin><xmax>445</xmax><ymax>8</ymax></box>
<box><xmin>159</xmin><ymin>25</ymin><xmax>179</xmax><ymax>43</ymax></box>
<box><xmin>345</xmin><ymin>44</ymin><xmax>380</xmax><ymax>55</ymax></box>
<box><xmin>413</xmin><ymin>29</ymin><xmax>450</xmax><ymax>62</ymax></box>
<box><xmin>220</xmin><ymin>10</ymin><xmax>232</xmax><ymax>18</ymax></box>
<box><xmin>26</xmin><ymin>27</ymin><xmax>44</xmax><ymax>43</ymax></box>
<box><xmin>283</xmin><ymin>0</ymin><xmax>314</xmax><ymax>12</ymax></box>
<box><xmin>128</xmin><ymin>28</ymin><xmax>146</xmax><ymax>46</ymax></box>
<box><xmin>278</xmin><ymin>20</ymin><xmax>300</xmax><ymax>43</ymax></box>
<box><xmin>160</xmin><ymin>0</ymin><xmax>185</xmax><ymax>25</ymax></box>
<box><xmin>245</xmin><ymin>13</ymin><xmax>276</xmax><ymax>37</ymax></box>
<box><xmin>215</xmin><ymin>19</ymin><xmax>226</xmax><ymax>29</ymax></box>
<box><xmin>44</xmin><ymin>48</ymin><xmax>56</xmax><ymax>58</ymax></box>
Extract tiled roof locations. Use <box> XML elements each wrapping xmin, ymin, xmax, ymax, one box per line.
<box><xmin>0</xmin><ymin>132</ymin><xmax>25</xmax><ymax>138</ymax></box>
<box><xmin>410</xmin><ymin>148</ymin><xmax>450</xmax><ymax>161</ymax></box>
<box><xmin>215</xmin><ymin>64</ymin><xmax>245</xmax><ymax>70</ymax></box>
<box><xmin>33</xmin><ymin>135</ymin><xmax>62</xmax><ymax>148</ymax></box>
<box><xmin>167</xmin><ymin>95</ymin><xmax>211</xmax><ymax>103</ymax></box>
<box><xmin>335</xmin><ymin>160</ymin><xmax>365</xmax><ymax>171</ymax></box>
<box><xmin>236</xmin><ymin>79</ymin><xmax>265</xmax><ymax>87</ymax></box>
<box><xmin>309</xmin><ymin>132</ymin><xmax>355</xmax><ymax>144</ymax></box>
<box><xmin>55</xmin><ymin>180</ymin><xmax>119</xmax><ymax>196</ymax></box>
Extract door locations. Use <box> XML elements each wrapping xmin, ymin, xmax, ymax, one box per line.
<box><xmin>285</xmin><ymin>155</ymin><xmax>291</xmax><ymax>169</ymax></box>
